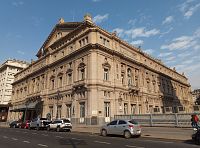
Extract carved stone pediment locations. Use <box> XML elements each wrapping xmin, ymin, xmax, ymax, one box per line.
<box><xmin>57</xmin><ymin>72</ymin><xmax>64</xmax><ymax>76</ymax></box>
<box><xmin>102</xmin><ymin>62</ymin><xmax>111</xmax><ymax>69</ymax></box>
<box><xmin>50</xmin><ymin>75</ymin><xmax>55</xmax><ymax>79</ymax></box>
<box><xmin>66</xmin><ymin>68</ymin><xmax>73</xmax><ymax>73</ymax></box>
<box><xmin>78</xmin><ymin>62</ymin><xmax>86</xmax><ymax>68</ymax></box>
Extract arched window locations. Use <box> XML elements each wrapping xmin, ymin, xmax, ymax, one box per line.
<box><xmin>104</xmin><ymin>68</ymin><xmax>109</xmax><ymax>81</ymax></box>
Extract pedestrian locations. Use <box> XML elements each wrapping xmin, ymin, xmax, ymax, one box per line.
<box><xmin>191</xmin><ymin>113</ymin><xmax>199</xmax><ymax>129</ymax></box>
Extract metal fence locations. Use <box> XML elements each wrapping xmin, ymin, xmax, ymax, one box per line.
<box><xmin>114</xmin><ymin>113</ymin><xmax>200</xmax><ymax>127</ymax></box>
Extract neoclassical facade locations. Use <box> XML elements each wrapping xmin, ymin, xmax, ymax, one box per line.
<box><xmin>8</xmin><ymin>14</ymin><xmax>193</xmax><ymax>125</ymax></box>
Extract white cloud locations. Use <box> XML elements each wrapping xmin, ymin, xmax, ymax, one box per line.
<box><xmin>162</xmin><ymin>16</ymin><xmax>174</xmax><ymax>24</ymax></box>
<box><xmin>158</xmin><ymin>52</ymin><xmax>172</xmax><ymax>57</ymax></box>
<box><xmin>128</xmin><ymin>19</ymin><xmax>137</xmax><ymax>25</ymax></box>
<box><xmin>179</xmin><ymin>0</ymin><xmax>200</xmax><ymax>19</ymax></box>
<box><xmin>12</xmin><ymin>1</ymin><xmax>24</xmax><ymax>7</ymax></box>
<box><xmin>161</xmin><ymin>27</ymin><xmax>200</xmax><ymax>50</ymax></box>
<box><xmin>124</xmin><ymin>27</ymin><xmax>160</xmax><ymax>39</ymax></box>
<box><xmin>177</xmin><ymin>52</ymin><xmax>191</xmax><ymax>58</ymax></box>
<box><xmin>17</xmin><ymin>50</ymin><xmax>25</xmax><ymax>55</ymax></box>
<box><xmin>165</xmin><ymin>56</ymin><xmax>176</xmax><ymax>61</ymax></box>
<box><xmin>184</xmin><ymin>3</ymin><xmax>200</xmax><ymax>19</ymax></box>
<box><xmin>130</xmin><ymin>40</ymin><xmax>144</xmax><ymax>45</ymax></box>
<box><xmin>143</xmin><ymin>49</ymin><xmax>154</xmax><ymax>55</ymax></box>
<box><xmin>93</xmin><ymin>14</ymin><xmax>109</xmax><ymax>24</ymax></box>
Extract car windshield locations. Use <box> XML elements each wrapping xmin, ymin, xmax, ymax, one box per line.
<box><xmin>63</xmin><ymin>119</ymin><xmax>70</xmax><ymax>123</ymax></box>
<box><xmin>128</xmin><ymin>120</ymin><xmax>138</xmax><ymax>125</ymax></box>
<box><xmin>40</xmin><ymin>118</ymin><xmax>47</xmax><ymax>120</ymax></box>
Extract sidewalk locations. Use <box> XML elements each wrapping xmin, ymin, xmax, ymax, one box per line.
<box><xmin>71</xmin><ymin>125</ymin><xmax>194</xmax><ymax>141</ymax></box>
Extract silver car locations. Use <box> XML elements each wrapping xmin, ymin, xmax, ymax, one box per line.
<box><xmin>47</xmin><ymin>119</ymin><xmax>72</xmax><ymax>132</ymax></box>
<box><xmin>100</xmin><ymin>119</ymin><xmax>142</xmax><ymax>138</ymax></box>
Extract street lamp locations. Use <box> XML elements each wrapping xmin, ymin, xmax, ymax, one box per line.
<box><xmin>56</xmin><ymin>90</ymin><xmax>61</xmax><ymax>119</ymax></box>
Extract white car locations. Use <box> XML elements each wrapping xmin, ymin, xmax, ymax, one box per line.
<box><xmin>47</xmin><ymin>119</ymin><xmax>72</xmax><ymax>132</ymax></box>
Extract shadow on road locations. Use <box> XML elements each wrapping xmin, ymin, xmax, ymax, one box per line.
<box><xmin>58</xmin><ymin>138</ymin><xmax>87</xmax><ymax>148</ymax></box>
<box><xmin>183</xmin><ymin>139</ymin><xmax>198</xmax><ymax>146</ymax></box>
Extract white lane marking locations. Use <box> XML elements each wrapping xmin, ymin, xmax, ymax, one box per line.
<box><xmin>32</xmin><ymin>132</ymin><xmax>37</xmax><ymax>135</ymax></box>
<box><xmin>3</xmin><ymin>136</ymin><xmax>8</xmax><ymax>138</ymax></box>
<box><xmin>23</xmin><ymin>141</ymin><xmax>30</xmax><ymax>143</ymax></box>
<box><xmin>125</xmin><ymin>145</ymin><xmax>144</xmax><ymax>148</ymax></box>
<box><xmin>55</xmin><ymin>135</ymin><xmax>64</xmax><ymax>138</ymax></box>
<box><xmin>71</xmin><ymin>138</ymin><xmax>82</xmax><ymax>140</ymax></box>
<box><xmin>144</xmin><ymin>139</ymin><xmax>173</xmax><ymax>144</ymax></box>
<box><xmin>94</xmin><ymin>141</ymin><xmax>111</xmax><ymax>145</ymax></box>
<box><xmin>42</xmin><ymin>134</ymin><xmax>48</xmax><ymax>136</ymax></box>
<box><xmin>12</xmin><ymin>138</ymin><xmax>18</xmax><ymax>141</ymax></box>
<box><xmin>38</xmin><ymin>144</ymin><xmax>48</xmax><ymax>147</ymax></box>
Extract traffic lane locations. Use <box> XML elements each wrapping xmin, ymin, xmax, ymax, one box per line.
<box><xmin>0</xmin><ymin>127</ymin><xmax>199</xmax><ymax>148</ymax></box>
<box><xmin>0</xmin><ymin>128</ymin><xmax>63</xmax><ymax>148</ymax></box>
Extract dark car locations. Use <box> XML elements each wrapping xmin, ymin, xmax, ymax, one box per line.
<box><xmin>9</xmin><ymin>120</ymin><xmax>21</xmax><ymax>128</ymax></box>
<box><xmin>192</xmin><ymin>128</ymin><xmax>200</xmax><ymax>144</ymax></box>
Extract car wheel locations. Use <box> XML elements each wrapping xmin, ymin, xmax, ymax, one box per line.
<box><xmin>101</xmin><ymin>129</ymin><xmax>107</xmax><ymax>137</ymax></box>
<box><xmin>56</xmin><ymin>126</ymin><xmax>60</xmax><ymax>132</ymax></box>
<box><xmin>13</xmin><ymin>125</ymin><xmax>16</xmax><ymax>128</ymax></box>
<box><xmin>47</xmin><ymin>126</ymin><xmax>50</xmax><ymax>131</ymax></box>
<box><xmin>124</xmin><ymin>131</ymin><xmax>131</xmax><ymax>139</ymax></box>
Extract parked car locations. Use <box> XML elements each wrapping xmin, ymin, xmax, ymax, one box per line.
<box><xmin>100</xmin><ymin>119</ymin><xmax>142</xmax><ymax>138</ymax></box>
<box><xmin>20</xmin><ymin>120</ymin><xmax>31</xmax><ymax>129</ymax></box>
<box><xmin>47</xmin><ymin>119</ymin><xmax>72</xmax><ymax>132</ymax></box>
<box><xmin>9</xmin><ymin>120</ymin><xmax>21</xmax><ymax>128</ymax></box>
<box><xmin>29</xmin><ymin>117</ymin><xmax>51</xmax><ymax>130</ymax></box>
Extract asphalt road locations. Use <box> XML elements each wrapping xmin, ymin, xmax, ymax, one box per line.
<box><xmin>0</xmin><ymin>127</ymin><xmax>198</xmax><ymax>148</ymax></box>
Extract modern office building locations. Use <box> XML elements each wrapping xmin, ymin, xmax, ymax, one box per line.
<box><xmin>0</xmin><ymin>59</ymin><xmax>29</xmax><ymax>121</ymax></box>
<box><xmin>8</xmin><ymin>14</ymin><xmax>193</xmax><ymax>125</ymax></box>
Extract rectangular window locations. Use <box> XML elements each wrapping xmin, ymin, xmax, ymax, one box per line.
<box><xmin>124</xmin><ymin>103</ymin><xmax>128</xmax><ymax>115</ymax></box>
<box><xmin>80</xmin><ymin>102</ymin><xmax>85</xmax><ymax>118</ymax></box>
<box><xmin>57</xmin><ymin>105</ymin><xmax>62</xmax><ymax>119</ymax></box>
<box><xmin>66</xmin><ymin>104</ymin><xmax>71</xmax><ymax>118</ymax></box>
<box><xmin>104</xmin><ymin>68</ymin><xmax>109</xmax><ymax>81</ymax></box>
<box><xmin>104</xmin><ymin>102</ymin><xmax>110</xmax><ymax>117</ymax></box>
<box><xmin>51</xmin><ymin>79</ymin><xmax>55</xmax><ymax>90</ymax></box>
<box><xmin>68</xmin><ymin>73</ymin><xmax>72</xmax><ymax>84</ymax></box>
<box><xmin>131</xmin><ymin>104</ymin><xmax>136</xmax><ymax>114</ymax></box>
<box><xmin>49</xmin><ymin>106</ymin><xmax>53</xmax><ymax>119</ymax></box>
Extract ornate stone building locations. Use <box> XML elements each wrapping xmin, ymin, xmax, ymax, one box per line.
<box><xmin>0</xmin><ymin>59</ymin><xmax>29</xmax><ymax>121</ymax></box>
<box><xmin>8</xmin><ymin>14</ymin><xmax>193</xmax><ymax>125</ymax></box>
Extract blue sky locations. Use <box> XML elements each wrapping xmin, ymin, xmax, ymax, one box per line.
<box><xmin>0</xmin><ymin>0</ymin><xmax>199</xmax><ymax>90</ymax></box>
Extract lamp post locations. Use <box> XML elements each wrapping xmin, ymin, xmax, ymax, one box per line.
<box><xmin>56</xmin><ymin>90</ymin><xmax>61</xmax><ymax>119</ymax></box>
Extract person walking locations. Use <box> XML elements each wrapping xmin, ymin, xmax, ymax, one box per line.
<box><xmin>191</xmin><ymin>113</ymin><xmax>199</xmax><ymax>129</ymax></box>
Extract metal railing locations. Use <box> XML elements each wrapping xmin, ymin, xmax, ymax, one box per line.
<box><xmin>114</xmin><ymin>113</ymin><xmax>200</xmax><ymax>127</ymax></box>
